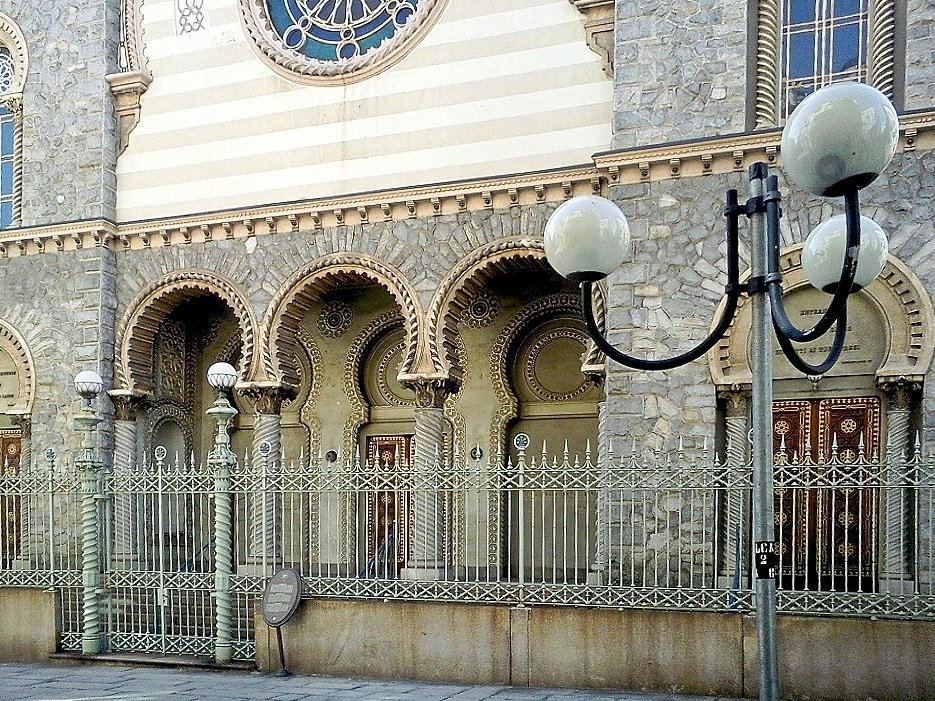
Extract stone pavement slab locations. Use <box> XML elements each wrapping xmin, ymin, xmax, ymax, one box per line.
<box><xmin>0</xmin><ymin>662</ymin><xmax>748</xmax><ymax>701</ymax></box>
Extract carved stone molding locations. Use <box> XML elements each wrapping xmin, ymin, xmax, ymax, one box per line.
<box><xmin>569</xmin><ymin>0</ymin><xmax>614</xmax><ymax>77</ymax></box>
<box><xmin>0</xmin><ymin>319</ymin><xmax>34</xmax><ymax>413</ymax></box>
<box><xmin>237</xmin><ymin>383</ymin><xmax>298</xmax><ymax>415</ymax></box>
<box><xmin>238</xmin><ymin>0</ymin><xmax>449</xmax><ymax>86</ymax></box>
<box><xmin>263</xmin><ymin>253</ymin><xmax>424</xmax><ymax>388</ymax></box>
<box><xmin>119</xmin><ymin>0</ymin><xmax>148</xmax><ymax>73</ymax></box>
<box><xmin>106</xmin><ymin>70</ymin><xmax>152</xmax><ymax>156</ymax></box>
<box><xmin>406</xmin><ymin>377</ymin><xmax>457</xmax><ymax>409</ymax></box>
<box><xmin>115</xmin><ymin>269</ymin><xmax>257</xmax><ymax>394</ymax></box>
<box><xmin>107</xmin><ymin>389</ymin><xmax>150</xmax><ymax>422</ymax></box>
<box><xmin>878</xmin><ymin>378</ymin><xmax>922</xmax><ymax>411</ymax></box>
<box><xmin>0</xmin><ymin>12</ymin><xmax>28</xmax><ymax>97</ymax></box>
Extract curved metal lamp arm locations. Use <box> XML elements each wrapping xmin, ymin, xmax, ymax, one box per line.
<box><xmin>773</xmin><ymin>306</ymin><xmax>848</xmax><ymax>375</ymax></box>
<box><xmin>579</xmin><ymin>190</ymin><xmax>743</xmax><ymax>371</ymax></box>
<box><xmin>766</xmin><ymin>180</ymin><xmax>861</xmax><ymax>343</ymax></box>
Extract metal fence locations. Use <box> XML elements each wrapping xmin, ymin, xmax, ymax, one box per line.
<box><xmin>1</xmin><ymin>440</ymin><xmax>933</xmax><ymax>661</ymax></box>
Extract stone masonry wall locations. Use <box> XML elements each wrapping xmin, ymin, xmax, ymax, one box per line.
<box><xmin>904</xmin><ymin>0</ymin><xmax>935</xmax><ymax>112</ymax></box>
<box><xmin>0</xmin><ymin>0</ymin><xmax>121</xmax><ymax>225</ymax></box>
<box><xmin>612</xmin><ymin>0</ymin><xmax>748</xmax><ymax>149</ymax></box>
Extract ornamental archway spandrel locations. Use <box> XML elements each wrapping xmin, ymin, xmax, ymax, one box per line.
<box><xmin>709</xmin><ymin>246</ymin><xmax>935</xmax><ymax>388</ymax></box>
<box><xmin>115</xmin><ymin>270</ymin><xmax>258</xmax><ymax>393</ymax></box>
<box><xmin>262</xmin><ymin>253</ymin><xmax>424</xmax><ymax>389</ymax></box>
<box><xmin>0</xmin><ymin>319</ymin><xmax>35</xmax><ymax>414</ymax></box>
<box><xmin>429</xmin><ymin>238</ymin><xmax>549</xmax><ymax>380</ymax></box>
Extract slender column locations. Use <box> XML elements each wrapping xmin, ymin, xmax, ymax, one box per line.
<box><xmin>108</xmin><ymin>392</ymin><xmax>147</xmax><ymax>571</ymax></box>
<box><xmin>75</xmin><ymin>402</ymin><xmax>103</xmax><ymax>655</ymax></box>
<box><xmin>401</xmin><ymin>378</ymin><xmax>453</xmax><ymax>580</ymax></box>
<box><xmin>207</xmin><ymin>388</ymin><xmax>238</xmax><ymax>664</ymax></box>
<box><xmin>748</xmin><ymin>164</ymin><xmax>780</xmax><ymax>701</ymax></box>
<box><xmin>8</xmin><ymin>412</ymin><xmax>33</xmax><ymax>569</ymax></box>
<box><xmin>589</xmin><ymin>397</ymin><xmax>609</xmax><ymax>584</ymax></box>
<box><xmin>718</xmin><ymin>388</ymin><xmax>751</xmax><ymax>586</ymax></box>
<box><xmin>878</xmin><ymin>380</ymin><xmax>918</xmax><ymax>593</ymax></box>
<box><xmin>239</xmin><ymin>385</ymin><xmax>293</xmax><ymax>576</ymax></box>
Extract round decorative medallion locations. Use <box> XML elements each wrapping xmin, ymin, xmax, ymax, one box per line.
<box><xmin>376</xmin><ymin>339</ymin><xmax>414</xmax><ymax>406</ymax></box>
<box><xmin>241</xmin><ymin>0</ymin><xmax>448</xmax><ymax>84</ymax></box>
<box><xmin>838</xmin><ymin>418</ymin><xmax>859</xmax><ymax>435</ymax></box>
<box><xmin>318</xmin><ymin>301</ymin><xmax>353</xmax><ymax>338</ymax></box>
<box><xmin>773</xmin><ymin>419</ymin><xmax>791</xmax><ymax>436</ymax></box>
<box><xmin>525</xmin><ymin>330</ymin><xmax>591</xmax><ymax>402</ymax></box>
<box><xmin>462</xmin><ymin>289</ymin><xmax>500</xmax><ymax>329</ymax></box>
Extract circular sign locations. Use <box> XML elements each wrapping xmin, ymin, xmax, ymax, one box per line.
<box><xmin>258</xmin><ymin>441</ymin><xmax>272</xmax><ymax>457</ymax></box>
<box><xmin>513</xmin><ymin>433</ymin><xmax>530</xmax><ymax>451</ymax></box>
<box><xmin>44</xmin><ymin>448</ymin><xmax>56</xmax><ymax>462</ymax></box>
<box><xmin>154</xmin><ymin>445</ymin><xmax>168</xmax><ymax>462</ymax></box>
<box><xmin>261</xmin><ymin>568</ymin><xmax>303</xmax><ymax>628</ymax></box>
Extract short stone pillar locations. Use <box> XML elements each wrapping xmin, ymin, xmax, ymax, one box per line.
<box><xmin>401</xmin><ymin>378</ymin><xmax>454</xmax><ymax>580</ymax></box>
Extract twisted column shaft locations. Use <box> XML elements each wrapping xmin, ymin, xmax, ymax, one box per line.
<box><xmin>76</xmin><ymin>408</ymin><xmax>102</xmax><ymax>655</ymax></box>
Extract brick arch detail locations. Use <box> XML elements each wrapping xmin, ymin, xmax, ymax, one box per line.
<box><xmin>115</xmin><ymin>270</ymin><xmax>257</xmax><ymax>394</ymax></box>
<box><xmin>262</xmin><ymin>254</ymin><xmax>424</xmax><ymax>389</ymax></box>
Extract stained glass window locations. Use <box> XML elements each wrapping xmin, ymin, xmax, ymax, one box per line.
<box><xmin>781</xmin><ymin>0</ymin><xmax>869</xmax><ymax>117</ymax></box>
<box><xmin>266</xmin><ymin>0</ymin><xmax>421</xmax><ymax>62</ymax></box>
<box><xmin>0</xmin><ymin>46</ymin><xmax>13</xmax><ymax>230</ymax></box>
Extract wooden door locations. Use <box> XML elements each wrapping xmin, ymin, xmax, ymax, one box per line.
<box><xmin>363</xmin><ymin>435</ymin><xmax>412</xmax><ymax>578</ymax></box>
<box><xmin>0</xmin><ymin>431</ymin><xmax>21</xmax><ymax>568</ymax></box>
<box><xmin>773</xmin><ymin>397</ymin><xmax>880</xmax><ymax>590</ymax></box>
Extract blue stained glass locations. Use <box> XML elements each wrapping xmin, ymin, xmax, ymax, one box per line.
<box><xmin>0</xmin><ymin>118</ymin><xmax>11</xmax><ymax>154</ymax></box>
<box><xmin>788</xmin><ymin>32</ymin><xmax>815</xmax><ymax>79</ymax></box>
<box><xmin>834</xmin><ymin>0</ymin><xmax>862</xmax><ymax>16</ymax></box>
<box><xmin>0</xmin><ymin>201</ymin><xmax>11</xmax><ymax>229</ymax></box>
<box><xmin>832</xmin><ymin>23</ymin><xmax>861</xmax><ymax>72</ymax></box>
<box><xmin>266</xmin><ymin>0</ymin><xmax>422</xmax><ymax>63</ymax></box>
<box><xmin>788</xmin><ymin>0</ymin><xmax>816</xmax><ymax>24</ymax></box>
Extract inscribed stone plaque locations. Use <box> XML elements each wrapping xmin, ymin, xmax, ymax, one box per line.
<box><xmin>261</xmin><ymin>568</ymin><xmax>303</xmax><ymax>628</ymax></box>
<box><xmin>0</xmin><ymin>348</ymin><xmax>19</xmax><ymax>410</ymax></box>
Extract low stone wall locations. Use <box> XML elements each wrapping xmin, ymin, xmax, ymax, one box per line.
<box><xmin>256</xmin><ymin>600</ymin><xmax>935</xmax><ymax>701</ymax></box>
<box><xmin>0</xmin><ymin>588</ymin><xmax>58</xmax><ymax>662</ymax></box>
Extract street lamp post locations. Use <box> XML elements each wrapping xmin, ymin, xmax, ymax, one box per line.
<box><xmin>206</xmin><ymin>361</ymin><xmax>238</xmax><ymax>664</ymax></box>
<box><xmin>74</xmin><ymin>369</ymin><xmax>105</xmax><ymax>656</ymax></box>
<box><xmin>543</xmin><ymin>82</ymin><xmax>899</xmax><ymax>701</ymax></box>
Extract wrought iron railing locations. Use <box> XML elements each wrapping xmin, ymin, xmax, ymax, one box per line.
<box><xmin>1</xmin><ymin>440</ymin><xmax>933</xmax><ymax>661</ymax></box>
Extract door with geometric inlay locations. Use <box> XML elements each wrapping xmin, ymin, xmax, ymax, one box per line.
<box><xmin>0</xmin><ymin>431</ymin><xmax>21</xmax><ymax>569</ymax></box>
<box><xmin>772</xmin><ymin>397</ymin><xmax>880</xmax><ymax>591</ymax></box>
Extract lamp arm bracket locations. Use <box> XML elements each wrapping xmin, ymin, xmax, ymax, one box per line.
<box><xmin>773</xmin><ymin>306</ymin><xmax>849</xmax><ymax>375</ymax></box>
<box><xmin>765</xmin><ymin>184</ymin><xmax>861</xmax><ymax>343</ymax></box>
<box><xmin>580</xmin><ymin>281</ymin><xmax>741</xmax><ymax>371</ymax></box>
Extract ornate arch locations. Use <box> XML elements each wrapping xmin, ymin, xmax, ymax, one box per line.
<box><xmin>487</xmin><ymin>294</ymin><xmax>582</xmax><ymax>453</ymax></box>
<box><xmin>709</xmin><ymin>246</ymin><xmax>935</xmax><ymax>387</ymax></box>
<box><xmin>0</xmin><ymin>318</ymin><xmax>34</xmax><ymax>413</ymax></box>
<box><xmin>0</xmin><ymin>12</ymin><xmax>28</xmax><ymax>99</ymax></box>
<box><xmin>115</xmin><ymin>270</ymin><xmax>258</xmax><ymax>394</ymax></box>
<box><xmin>341</xmin><ymin>311</ymin><xmax>405</xmax><ymax>464</ymax></box>
<box><xmin>238</xmin><ymin>0</ymin><xmax>449</xmax><ymax>86</ymax></box>
<box><xmin>429</xmin><ymin>237</ymin><xmax>609</xmax><ymax>381</ymax></box>
<box><xmin>263</xmin><ymin>253</ymin><xmax>423</xmax><ymax>389</ymax></box>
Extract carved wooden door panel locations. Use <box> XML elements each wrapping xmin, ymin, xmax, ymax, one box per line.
<box><xmin>0</xmin><ymin>431</ymin><xmax>21</xmax><ymax>569</ymax></box>
<box><xmin>364</xmin><ymin>435</ymin><xmax>412</xmax><ymax>578</ymax></box>
<box><xmin>772</xmin><ymin>397</ymin><xmax>880</xmax><ymax>590</ymax></box>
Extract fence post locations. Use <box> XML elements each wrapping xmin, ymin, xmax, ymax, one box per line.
<box><xmin>74</xmin><ymin>370</ymin><xmax>104</xmax><ymax>655</ymax></box>
<box><xmin>206</xmin><ymin>363</ymin><xmax>239</xmax><ymax>664</ymax></box>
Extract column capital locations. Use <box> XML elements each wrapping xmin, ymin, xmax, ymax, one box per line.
<box><xmin>108</xmin><ymin>389</ymin><xmax>150</xmax><ymax>421</ymax></box>
<box><xmin>877</xmin><ymin>377</ymin><xmax>922</xmax><ymax>410</ymax></box>
<box><xmin>717</xmin><ymin>385</ymin><xmax>752</xmax><ymax>417</ymax></box>
<box><xmin>237</xmin><ymin>382</ymin><xmax>297</xmax><ymax>415</ymax></box>
<box><xmin>405</xmin><ymin>377</ymin><xmax>458</xmax><ymax>409</ymax></box>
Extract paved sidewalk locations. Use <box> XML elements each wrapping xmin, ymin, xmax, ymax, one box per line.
<box><xmin>0</xmin><ymin>661</ymin><xmax>749</xmax><ymax>701</ymax></box>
